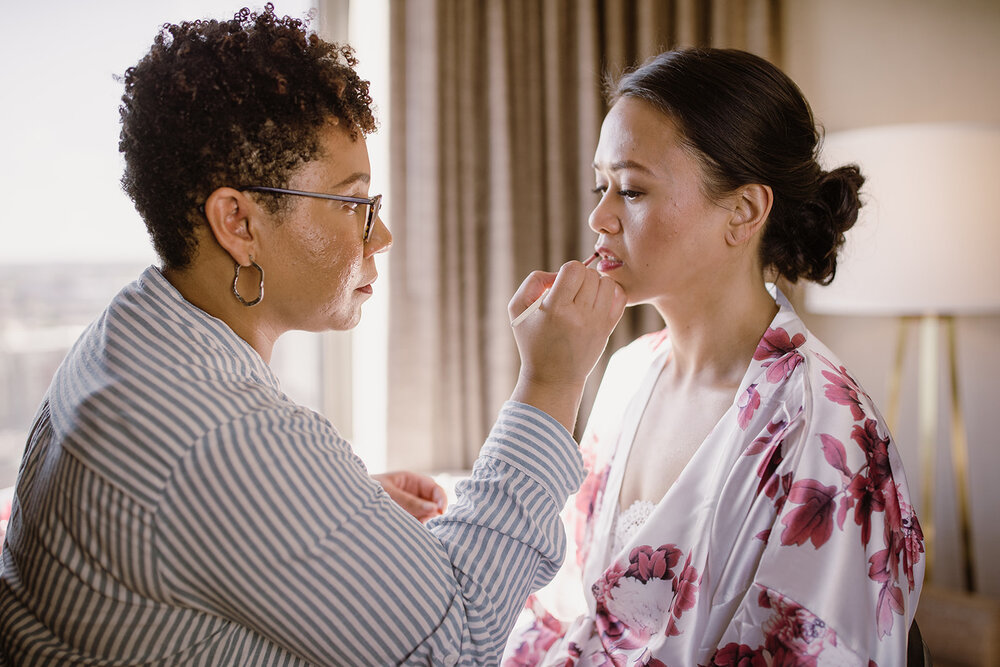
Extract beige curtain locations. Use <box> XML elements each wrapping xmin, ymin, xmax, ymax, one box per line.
<box><xmin>386</xmin><ymin>0</ymin><xmax>782</xmax><ymax>472</ymax></box>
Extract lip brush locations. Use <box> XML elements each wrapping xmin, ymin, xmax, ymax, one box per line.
<box><xmin>510</xmin><ymin>252</ymin><xmax>600</xmax><ymax>327</ymax></box>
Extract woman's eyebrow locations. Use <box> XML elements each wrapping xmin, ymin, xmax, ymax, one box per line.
<box><xmin>591</xmin><ymin>159</ymin><xmax>654</xmax><ymax>175</ymax></box>
<box><xmin>330</xmin><ymin>171</ymin><xmax>371</xmax><ymax>189</ymax></box>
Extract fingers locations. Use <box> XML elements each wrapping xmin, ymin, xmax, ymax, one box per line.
<box><xmin>544</xmin><ymin>261</ymin><xmax>589</xmax><ymax>308</ymax></box>
<box><xmin>373</xmin><ymin>471</ymin><xmax>447</xmax><ymax>522</ymax></box>
<box><xmin>393</xmin><ymin>488</ymin><xmax>443</xmax><ymax>522</ymax></box>
<box><xmin>508</xmin><ymin>270</ymin><xmax>557</xmax><ymax>321</ymax></box>
<box><xmin>546</xmin><ymin>260</ymin><xmax>624</xmax><ymax>323</ymax></box>
<box><xmin>431</xmin><ymin>485</ymin><xmax>448</xmax><ymax>512</ymax></box>
<box><xmin>593</xmin><ymin>269</ymin><xmax>627</xmax><ymax>326</ymax></box>
<box><xmin>410</xmin><ymin>473</ymin><xmax>448</xmax><ymax>513</ymax></box>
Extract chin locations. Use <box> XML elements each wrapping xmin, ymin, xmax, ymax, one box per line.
<box><xmin>337</xmin><ymin>309</ymin><xmax>364</xmax><ymax>331</ymax></box>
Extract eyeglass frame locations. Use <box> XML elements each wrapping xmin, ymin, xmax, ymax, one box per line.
<box><xmin>241</xmin><ymin>186</ymin><xmax>382</xmax><ymax>243</ymax></box>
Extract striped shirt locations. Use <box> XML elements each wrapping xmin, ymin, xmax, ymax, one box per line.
<box><xmin>0</xmin><ymin>266</ymin><xmax>584</xmax><ymax>666</ymax></box>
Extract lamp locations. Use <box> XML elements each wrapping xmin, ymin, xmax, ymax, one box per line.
<box><xmin>805</xmin><ymin>123</ymin><xmax>1000</xmax><ymax>592</ymax></box>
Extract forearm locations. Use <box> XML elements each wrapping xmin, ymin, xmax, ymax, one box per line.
<box><xmin>159</xmin><ymin>403</ymin><xmax>582</xmax><ymax>665</ymax></box>
<box><xmin>425</xmin><ymin>401</ymin><xmax>586</xmax><ymax>659</ymax></box>
<box><xmin>509</xmin><ymin>374</ymin><xmax>587</xmax><ymax>435</ymax></box>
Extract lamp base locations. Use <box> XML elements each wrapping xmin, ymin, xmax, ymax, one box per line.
<box><xmin>886</xmin><ymin>314</ymin><xmax>975</xmax><ymax>592</ymax></box>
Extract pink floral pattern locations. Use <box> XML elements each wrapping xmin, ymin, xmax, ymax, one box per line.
<box><xmin>587</xmin><ymin>543</ymin><xmax>701</xmax><ymax>653</ymax></box>
<box><xmin>708</xmin><ymin>642</ymin><xmax>767</xmax><ymax>667</ymax></box>
<box><xmin>819</xmin><ymin>353</ymin><xmax>868</xmax><ymax>420</ymax></box>
<box><xmin>505</xmin><ymin>294</ymin><xmax>922</xmax><ymax>666</ymax></box>
<box><xmin>574</xmin><ymin>434</ymin><xmax>611</xmax><ymax>569</ymax></box>
<box><xmin>703</xmin><ymin>588</ymin><xmax>845</xmax><ymax>666</ymax></box>
<box><xmin>753</xmin><ymin>327</ymin><xmax>806</xmax><ymax>383</ymax></box>
<box><xmin>505</xmin><ymin>596</ymin><xmax>567</xmax><ymax>666</ymax></box>
<box><xmin>0</xmin><ymin>491</ymin><xmax>12</xmax><ymax>547</ymax></box>
<box><xmin>736</xmin><ymin>384</ymin><xmax>761</xmax><ymax>430</ymax></box>
<box><xmin>759</xmin><ymin>588</ymin><xmax>840</xmax><ymax>665</ymax></box>
<box><xmin>773</xmin><ymin>419</ymin><xmax>922</xmax><ymax>638</ymax></box>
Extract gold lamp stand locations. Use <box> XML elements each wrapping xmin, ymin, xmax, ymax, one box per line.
<box><xmin>886</xmin><ymin>314</ymin><xmax>975</xmax><ymax>591</ymax></box>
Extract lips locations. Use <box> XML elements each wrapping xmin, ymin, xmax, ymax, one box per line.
<box><xmin>596</xmin><ymin>247</ymin><xmax>624</xmax><ymax>272</ymax></box>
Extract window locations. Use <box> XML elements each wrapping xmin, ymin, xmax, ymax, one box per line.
<box><xmin>0</xmin><ymin>1</ymin><xmax>391</xmax><ymax>489</ymax></box>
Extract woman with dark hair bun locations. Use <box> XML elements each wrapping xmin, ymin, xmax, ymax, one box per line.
<box><xmin>505</xmin><ymin>48</ymin><xmax>922</xmax><ymax>666</ymax></box>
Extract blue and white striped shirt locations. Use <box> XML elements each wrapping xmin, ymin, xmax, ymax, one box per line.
<box><xmin>0</xmin><ymin>266</ymin><xmax>584</xmax><ymax>665</ymax></box>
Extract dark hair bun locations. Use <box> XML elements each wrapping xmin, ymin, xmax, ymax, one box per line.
<box><xmin>763</xmin><ymin>164</ymin><xmax>865</xmax><ymax>285</ymax></box>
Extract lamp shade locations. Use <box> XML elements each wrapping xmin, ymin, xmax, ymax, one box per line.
<box><xmin>804</xmin><ymin>123</ymin><xmax>1000</xmax><ymax>316</ymax></box>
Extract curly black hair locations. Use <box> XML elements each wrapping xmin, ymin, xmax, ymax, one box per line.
<box><xmin>119</xmin><ymin>4</ymin><xmax>376</xmax><ymax>269</ymax></box>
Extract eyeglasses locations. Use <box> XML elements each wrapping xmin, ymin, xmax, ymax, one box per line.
<box><xmin>242</xmin><ymin>186</ymin><xmax>382</xmax><ymax>242</ymax></box>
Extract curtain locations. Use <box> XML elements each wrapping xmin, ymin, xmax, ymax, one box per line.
<box><xmin>386</xmin><ymin>0</ymin><xmax>783</xmax><ymax>472</ymax></box>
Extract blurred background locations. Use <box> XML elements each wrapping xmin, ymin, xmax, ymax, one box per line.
<box><xmin>1</xmin><ymin>1</ymin><xmax>997</xmax><ymax>663</ymax></box>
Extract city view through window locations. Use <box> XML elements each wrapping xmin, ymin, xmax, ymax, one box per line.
<box><xmin>0</xmin><ymin>2</ymin><xmax>326</xmax><ymax>491</ymax></box>
<box><xmin>0</xmin><ymin>263</ymin><xmax>148</xmax><ymax>485</ymax></box>
<box><xmin>0</xmin><ymin>262</ymin><xmax>326</xmax><ymax>489</ymax></box>
<box><xmin>1</xmin><ymin>1</ymin><xmax>390</xmax><ymax>494</ymax></box>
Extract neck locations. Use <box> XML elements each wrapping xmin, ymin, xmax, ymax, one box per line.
<box><xmin>653</xmin><ymin>275</ymin><xmax>778</xmax><ymax>388</ymax></box>
<box><xmin>162</xmin><ymin>254</ymin><xmax>280</xmax><ymax>364</ymax></box>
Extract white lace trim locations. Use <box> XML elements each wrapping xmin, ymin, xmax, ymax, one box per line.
<box><xmin>610</xmin><ymin>499</ymin><xmax>656</xmax><ymax>555</ymax></box>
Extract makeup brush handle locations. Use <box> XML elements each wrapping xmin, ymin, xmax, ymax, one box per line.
<box><xmin>510</xmin><ymin>289</ymin><xmax>548</xmax><ymax>327</ymax></box>
<box><xmin>510</xmin><ymin>253</ymin><xmax>598</xmax><ymax>327</ymax></box>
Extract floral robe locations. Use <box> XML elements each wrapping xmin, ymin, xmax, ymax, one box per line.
<box><xmin>504</xmin><ymin>288</ymin><xmax>923</xmax><ymax>666</ymax></box>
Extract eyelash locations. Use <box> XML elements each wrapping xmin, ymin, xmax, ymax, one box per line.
<box><xmin>593</xmin><ymin>185</ymin><xmax>643</xmax><ymax>200</ymax></box>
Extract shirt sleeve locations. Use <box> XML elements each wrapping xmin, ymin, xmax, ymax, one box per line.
<box><xmin>152</xmin><ymin>399</ymin><xmax>584</xmax><ymax>666</ymax></box>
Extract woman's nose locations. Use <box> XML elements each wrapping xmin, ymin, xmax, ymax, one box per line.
<box><xmin>588</xmin><ymin>194</ymin><xmax>622</xmax><ymax>236</ymax></box>
<box><xmin>366</xmin><ymin>215</ymin><xmax>392</xmax><ymax>256</ymax></box>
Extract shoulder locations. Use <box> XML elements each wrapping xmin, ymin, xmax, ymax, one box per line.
<box><xmin>585</xmin><ymin>329</ymin><xmax>669</xmax><ymax>439</ymax></box>
<box><xmin>194</xmin><ymin>401</ymin><xmax>354</xmax><ymax>470</ymax></box>
<box><xmin>601</xmin><ymin>328</ymin><xmax>669</xmax><ymax>388</ymax></box>
<box><xmin>747</xmin><ymin>290</ymin><xmax>882</xmax><ymax>429</ymax></box>
<box><xmin>790</xmin><ymin>330</ymin><xmax>886</xmax><ymax>448</ymax></box>
<box><xmin>162</xmin><ymin>402</ymin><xmax>368</xmax><ymax>526</ymax></box>
<box><xmin>741</xmin><ymin>299</ymin><xmax>892</xmax><ymax>465</ymax></box>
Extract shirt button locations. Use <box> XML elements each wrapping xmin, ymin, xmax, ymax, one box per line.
<box><xmin>443</xmin><ymin>654</ymin><xmax>458</xmax><ymax>666</ymax></box>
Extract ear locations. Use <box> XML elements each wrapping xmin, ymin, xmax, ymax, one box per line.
<box><xmin>202</xmin><ymin>187</ymin><xmax>259</xmax><ymax>264</ymax></box>
<box><xmin>725</xmin><ymin>183</ymin><xmax>773</xmax><ymax>247</ymax></box>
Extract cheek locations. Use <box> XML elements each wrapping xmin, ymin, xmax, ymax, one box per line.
<box><xmin>627</xmin><ymin>213</ymin><xmax>677</xmax><ymax>261</ymax></box>
<box><xmin>290</xmin><ymin>224</ymin><xmax>363</xmax><ymax>292</ymax></box>
<box><xmin>319</xmin><ymin>249</ymin><xmax>363</xmax><ymax>302</ymax></box>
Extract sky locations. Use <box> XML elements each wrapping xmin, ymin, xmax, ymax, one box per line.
<box><xmin>0</xmin><ymin>1</ymin><xmax>315</xmax><ymax>264</ymax></box>
<box><xmin>0</xmin><ymin>0</ymin><xmax>392</xmax><ymax>470</ymax></box>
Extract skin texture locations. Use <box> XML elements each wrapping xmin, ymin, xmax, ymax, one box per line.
<box><xmin>589</xmin><ymin>97</ymin><xmax>780</xmax><ymax>508</ymax></box>
<box><xmin>163</xmin><ymin>120</ymin><xmax>390</xmax><ymax>364</ymax></box>
<box><xmin>589</xmin><ymin>97</ymin><xmax>776</xmax><ymax>379</ymax></box>
<box><xmin>590</xmin><ymin>97</ymin><xmax>740</xmax><ymax>315</ymax></box>
<box><xmin>163</xmin><ymin>123</ymin><xmax>457</xmax><ymax>522</ymax></box>
<box><xmin>244</xmin><ymin>122</ymin><xmax>386</xmax><ymax>337</ymax></box>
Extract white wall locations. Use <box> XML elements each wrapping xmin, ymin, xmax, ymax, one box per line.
<box><xmin>783</xmin><ymin>0</ymin><xmax>1000</xmax><ymax>598</ymax></box>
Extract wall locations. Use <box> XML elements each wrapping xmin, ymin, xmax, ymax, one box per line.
<box><xmin>782</xmin><ymin>0</ymin><xmax>1000</xmax><ymax>598</ymax></box>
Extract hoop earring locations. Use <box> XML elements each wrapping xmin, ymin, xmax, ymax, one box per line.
<box><xmin>233</xmin><ymin>257</ymin><xmax>264</xmax><ymax>307</ymax></box>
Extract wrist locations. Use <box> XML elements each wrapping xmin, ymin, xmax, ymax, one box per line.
<box><xmin>510</xmin><ymin>372</ymin><xmax>587</xmax><ymax>435</ymax></box>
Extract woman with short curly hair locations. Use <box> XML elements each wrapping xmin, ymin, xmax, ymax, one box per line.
<box><xmin>119</xmin><ymin>6</ymin><xmax>377</xmax><ymax>271</ymax></box>
<box><xmin>0</xmin><ymin>6</ymin><xmax>625</xmax><ymax>664</ymax></box>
